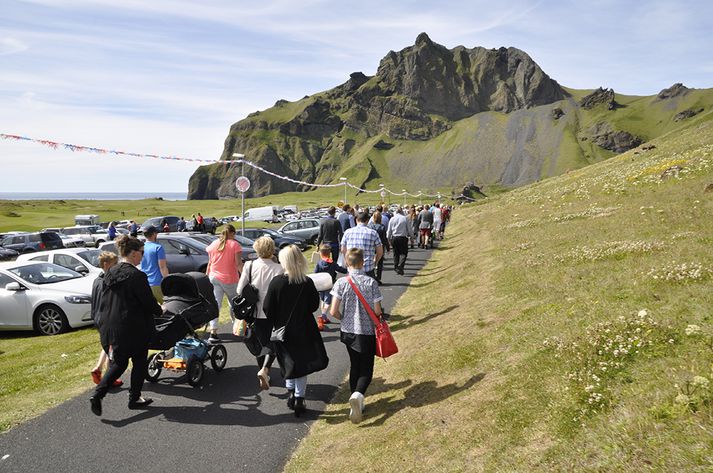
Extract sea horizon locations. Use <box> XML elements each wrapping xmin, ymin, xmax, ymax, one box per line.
<box><xmin>0</xmin><ymin>191</ymin><xmax>187</xmax><ymax>201</ymax></box>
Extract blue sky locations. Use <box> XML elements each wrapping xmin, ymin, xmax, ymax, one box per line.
<box><xmin>1</xmin><ymin>0</ymin><xmax>711</xmax><ymax>193</ymax></box>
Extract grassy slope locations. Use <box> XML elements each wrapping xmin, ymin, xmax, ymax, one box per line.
<box><xmin>285</xmin><ymin>114</ymin><xmax>713</xmax><ymax>471</ymax></box>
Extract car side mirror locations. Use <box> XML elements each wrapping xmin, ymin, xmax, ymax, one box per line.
<box><xmin>179</xmin><ymin>246</ymin><xmax>191</xmax><ymax>255</ymax></box>
<box><xmin>74</xmin><ymin>265</ymin><xmax>89</xmax><ymax>274</ymax></box>
<box><xmin>5</xmin><ymin>282</ymin><xmax>25</xmax><ymax>291</ymax></box>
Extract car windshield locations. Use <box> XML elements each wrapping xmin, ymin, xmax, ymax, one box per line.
<box><xmin>9</xmin><ymin>263</ymin><xmax>82</xmax><ymax>284</ymax></box>
<box><xmin>262</xmin><ymin>228</ymin><xmax>279</xmax><ymax>237</ymax></box>
<box><xmin>234</xmin><ymin>235</ymin><xmax>255</xmax><ymax>246</ymax></box>
<box><xmin>76</xmin><ymin>249</ymin><xmax>102</xmax><ymax>267</ymax></box>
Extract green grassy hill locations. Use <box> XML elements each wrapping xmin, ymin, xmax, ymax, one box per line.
<box><xmin>285</xmin><ymin>109</ymin><xmax>713</xmax><ymax>471</ymax></box>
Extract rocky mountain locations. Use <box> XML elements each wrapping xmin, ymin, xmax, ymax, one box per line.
<box><xmin>188</xmin><ymin>34</ymin><xmax>713</xmax><ymax>199</ymax></box>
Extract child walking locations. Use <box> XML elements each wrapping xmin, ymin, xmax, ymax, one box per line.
<box><xmin>314</xmin><ymin>244</ymin><xmax>346</xmax><ymax>330</ymax></box>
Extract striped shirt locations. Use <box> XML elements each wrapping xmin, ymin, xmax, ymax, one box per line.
<box><xmin>340</xmin><ymin>223</ymin><xmax>382</xmax><ymax>273</ymax></box>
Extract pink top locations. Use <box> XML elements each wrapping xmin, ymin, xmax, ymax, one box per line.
<box><xmin>206</xmin><ymin>239</ymin><xmax>242</xmax><ymax>284</ymax></box>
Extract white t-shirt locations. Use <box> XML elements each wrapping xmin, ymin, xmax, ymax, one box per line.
<box><xmin>236</xmin><ymin>257</ymin><xmax>284</xmax><ymax>319</ymax></box>
<box><xmin>432</xmin><ymin>207</ymin><xmax>443</xmax><ymax>224</ymax></box>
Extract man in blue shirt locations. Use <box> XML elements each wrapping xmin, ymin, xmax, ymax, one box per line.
<box><xmin>129</xmin><ymin>220</ymin><xmax>139</xmax><ymax>237</ymax></box>
<box><xmin>139</xmin><ymin>226</ymin><xmax>169</xmax><ymax>302</ymax></box>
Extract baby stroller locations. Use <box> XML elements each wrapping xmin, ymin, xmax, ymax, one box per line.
<box><xmin>146</xmin><ymin>272</ymin><xmax>227</xmax><ymax>387</ymax></box>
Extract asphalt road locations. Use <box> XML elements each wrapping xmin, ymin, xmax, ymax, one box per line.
<box><xmin>0</xmin><ymin>245</ymin><xmax>433</xmax><ymax>473</ymax></box>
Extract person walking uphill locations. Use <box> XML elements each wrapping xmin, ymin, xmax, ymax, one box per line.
<box><xmin>205</xmin><ymin>224</ymin><xmax>243</xmax><ymax>343</ymax></box>
<box><xmin>237</xmin><ymin>236</ymin><xmax>284</xmax><ymax>390</ymax></box>
<box><xmin>139</xmin><ymin>226</ymin><xmax>169</xmax><ymax>303</ymax></box>
<box><xmin>316</xmin><ymin>206</ymin><xmax>343</xmax><ymax>263</ymax></box>
<box><xmin>90</xmin><ymin>235</ymin><xmax>163</xmax><ymax>417</ymax></box>
<box><xmin>340</xmin><ymin>211</ymin><xmax>383</xmax><ymax>280</ymax></box>
<box><xmin>263</xmin><ymin>245</ymin><xmax>327</xmax><ymax>417</ymax></box>
<box><xmin>387</xmin><ymin>207</ymin><xmax>410</xmax><ymax>275</ymax></box>
<box><xmin>330</xmin><ymin>248</ymin><xmax>384</xmax><ymax>424</ymax></box>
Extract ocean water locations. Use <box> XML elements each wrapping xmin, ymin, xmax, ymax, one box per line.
<box><xmin>0</xmin><ymin>192</ymin><xmax>187</xmax><ymax>201</ymax></box>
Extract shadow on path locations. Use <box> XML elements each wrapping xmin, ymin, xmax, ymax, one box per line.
<box><xmin>389</xmin><ymin>305</ymin><xmax>459</xmax><ymax>332</ymax></box>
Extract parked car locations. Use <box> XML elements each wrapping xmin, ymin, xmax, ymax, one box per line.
<box><xmin>16</xmin><ymin>248</ymin><xmax>105</xmax><ymax>277</ymax></box>
<box><xmin>185</xmin><ymin>216</ymin><xmax>219</xmax><ymax>234</ymax></box>
<box><xmin>42</xmin><ymin>229</ymin><xmax>86</xmax><ymax>248</ymax></box>
<box><xmin>0</xmin><ymin>232</ymin><xmax>64</xmax><ymax>253</ymax></box>
<box><xmin>182</xmin><ymin>233</ymin><xmax>259</xmax><ymax>260</ymax></box>
<box><xmin>0</xmin><ymin>261</ymin><xmax>95</xmax><ymax>335</ymax></box>
<box><xmin>141</xmin><ymin>216</ymin><xmax>181</xmax><ymax>233</ymax></box>
<box><xmin>241</xmin><ymin>227</ymin><xmax>308</xmax><ymax>251</ymax></box>
<box><xmin>277</xmin><ymin>218</ymin><xmax>321</xmax><ymax>245</ymax></box>
<box><xmin>59</xmin><ymin>225</ymin><xmax>107</xmax><ymax>248</ymax></box>
<box><xmin>0</xmin><ymin>247</ymin><xmax>19</xmax><ymax>261</ymax></box>
<box><xmin>100</xmin><ymin>233</ymin><xmax>256</xmax><ymax>274</ymax></box>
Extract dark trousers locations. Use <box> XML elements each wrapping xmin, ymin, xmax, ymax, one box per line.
<box><xmin>327</xmin><ymin>242</ymin><xmax>340</xmax><ymax>263</ymax></box>
<box><xmin>392</xmin><ymin>236</ymin><xmax>409</xmax><ymax>272</ymax></box>
<box><xmin>253</xmin><ymin>318</ymin><xmax>276</xmax><ymax>369</ymax></box>
<box><xmin>374</xmin><ymin>257</ymin><xmax>384</xmax><ymax>282</ymax></box>
<box><xmin>366</xmin><ymin>269</ymin><xmax>376</xmax><ymax>280</ymax></box>
<box><xmin>347</xmin><ymin>345</ymin><xmax>375</xmax><ymax>395</ymax></box>
<box><xmin>94</xmin><ymin>346</ymin><xmax>148</xmax><ymax>401</ymax></box>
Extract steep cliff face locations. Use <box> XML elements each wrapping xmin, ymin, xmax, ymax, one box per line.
<box><xmin>187</xmin><ymin>35</ymin><xmax>712</xmax><ymax>200</ymax></box>
<box><xmin>188</xmin><ymin>33</ymin><xmax>569</xmax><ymax>199</ymax></box>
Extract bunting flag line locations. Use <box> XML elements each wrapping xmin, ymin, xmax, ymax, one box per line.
<box><xmin>1</xmin><ymin>132</ymin><xmax>444</xmax><ymax>199</ymax></box>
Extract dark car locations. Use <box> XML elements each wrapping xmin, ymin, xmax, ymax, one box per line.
<box><xmin>0</xmin><ymin>232</ymin><xmax>64</xmax><ymax>253</ymax></box>
<box><xmin>185</xmin><ymin>217</ymin><xmax>218</xmax><ymax>234</ymax></box>
<box><xmin>99</xmin><ymin>234</ymin><xmax>256</xmax><ymax>274</ymax></box>
<box><xmin>241</xmin><ymin>227</ymin><xmax>308</xmax><ymax>251</ymax></box>
<box><xmin>0</xmin><ymin>247</ymin><xmax>19</xmax><ymax>261</ymax></box>
<box><xmin>141</xmin><ymin>216</ymin><xmax>181</xmax><ymax>233</ymax></box>
<box><xmin>182</xmin><ymin>233</ymin><xmax>258</xmax><ymax>260</ymax></box>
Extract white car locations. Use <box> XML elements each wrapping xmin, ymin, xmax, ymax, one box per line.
<box><xmin>0</xmin><ymin>261</ymin><xmax>96</xmax><ymax>335</ymax></box>
<box><xmin>16</xmin><ymin>248</ymin><xmax>105</xmax><ymax>277</ymax></box>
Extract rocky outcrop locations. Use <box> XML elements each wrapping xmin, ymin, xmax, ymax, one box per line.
<box><xmin>580</xmin><ymin>87</ymin><xmax>618</xmax><ymax>110</ymax></box>
<box><xmin>590</xmin><ymin>122</ymin><xmax>642</xmax><ymax>153</ymax></box>
<box><xmin>552</xmin><ymin>107</ymin><xmax>564</xmax><ymax>119</ymax></box>
<box><xmin>188</xmin><ymin>33</ymin><xmax>568</xmax><ymax>199</ymax></box>
<box><xmin>657</xmin><ymin>83</ymin><xmax>689</xmax><ymax>100</ymax></box>
<box><xmin>674</xmin><ymin>108</ymin><xmax>703</xmax><ymax>121</ymax></box>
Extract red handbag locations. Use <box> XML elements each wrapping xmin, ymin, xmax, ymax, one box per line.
<box><xmin>347</xmin><ymin>276</ymin><xmax>398</xmax><ymax>358</ymax></box>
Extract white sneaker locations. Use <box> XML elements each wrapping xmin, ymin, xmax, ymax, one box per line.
<box><xmin>349</xmin><ymin>392</ymin><xmax>364</xmax><ymax>424</ymax></box>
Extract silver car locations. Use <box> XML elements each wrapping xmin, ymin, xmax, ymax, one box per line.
<box><xmin>277</xmin><ymin>219</ymin><xmax>321</xmax><ymax>245</ymax></box>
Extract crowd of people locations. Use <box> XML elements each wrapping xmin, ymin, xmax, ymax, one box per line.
<box><xmin>88</xmin><ymin>202</ymin><xmax>452</xmax><ymax>423</ymax></box>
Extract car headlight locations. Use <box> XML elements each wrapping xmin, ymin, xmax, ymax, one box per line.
<box><xmin>65</xmin><ymin>295</ymin><xmax>91</xmax><ymax>304</ymax></box>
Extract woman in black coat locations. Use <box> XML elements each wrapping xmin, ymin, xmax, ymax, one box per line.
<box><xmin>90</xmin><ymin>235</ymin><xmax>163</xmax><ymax>417</ymax></box>
<box><xmin>263</xmin><ymin>244</ymin><xmax>327</xmax><ymax>416</ymax></box>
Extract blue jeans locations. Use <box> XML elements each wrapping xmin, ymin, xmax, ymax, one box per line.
<box><xmin>285</xmin><ymin>376</ymin><xmax>307</xmax><ymax>398</ymax></box>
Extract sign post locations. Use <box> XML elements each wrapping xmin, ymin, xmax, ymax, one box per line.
<box><xmin>235</xmin><ymin>175</ymin><xmax>251</xmax><ymax>236</ymax></box>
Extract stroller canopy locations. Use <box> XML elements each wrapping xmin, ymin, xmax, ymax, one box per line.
<box><xmin>163</xmin><ymin>272</ymin><xmax>214</xmax><ymax>300</ymax></box>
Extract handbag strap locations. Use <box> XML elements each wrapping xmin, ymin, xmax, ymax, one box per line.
<box><xmin>346</xmin><ymin>276</ymin><xmax>381</xmax><ymax>327</ymax></box>
<box><xmin>282</xmin><ymin>278</ymin><xmax>305</xmax><ymax>328</ymax></box>
<box><xmin>247</xmin><ymin>260</ymin><xmax>254</xmax><ymax>285</ymax></box>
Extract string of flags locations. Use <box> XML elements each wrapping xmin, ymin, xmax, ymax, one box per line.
<box><xmin>0</xmin><ymin>132</ymin><xmax>444</xmax><ymax>199</ymax></box>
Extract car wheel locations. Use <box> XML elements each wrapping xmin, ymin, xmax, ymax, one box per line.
<box><xmin>310</xmin><ymin>235</ymin><xmax>319</xmax><ymax>245</ymax></box>
<box><xmin>34</xmin><ymin>304</ymin><xmax>69</xmax><ymax>336</ymax></box>
<box><xmin>95</xmin><ymin>240</ymin><xmax>105</xmax><ymax>248</ymax></box>
<box><xmin>146</xmin><ymin>352</ymin><xmax>163</xmax><ymax>382</ymax></box>
<box><xmin>210</xmin><ymin>345</ymin><xmax>228</xmax><ymax>372</ymax></box>
<box><xmin>187</xmin><ymin>356</ymin><xmax>204</xmax><ymax>387</ymax></box>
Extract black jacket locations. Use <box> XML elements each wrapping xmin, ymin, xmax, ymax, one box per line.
<box><xmin>263</xmin><ymin>274</ymin><xmax>327</xmax><ymax>379</ymax></box>
<box><xmin>317</xmin><ymin>216</ymin><xmax>343</xmax><ymax>246</ymax></box>
<box><xmin>90</xmin><ymin>273</ymin><xmax>105</xmax><ymax>326</ymax></box>
<box><xmin>98</xmin><ymin>262</ymin><xmax>162</xmax><ymax>356</ymax></box>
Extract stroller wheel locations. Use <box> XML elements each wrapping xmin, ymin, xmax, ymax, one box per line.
<box><xmin>210</xmin><ymin>345</ymin><xmax>228</xmax><ymax>372</ymax></box>
<box><xmin>187</xmin><ymin>356</ymin><xmax>204</xmax><ymax>387</ymax></box>
<box><xmin>146</xmin><ymin>352</ymin><xmax>163</xmax><ymax>382</ymax></box>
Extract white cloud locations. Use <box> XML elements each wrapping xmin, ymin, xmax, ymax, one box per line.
<box><xmin>0</xmin><ymin>37</ymin><xmax>28</xmax><ymax>55</ymax></box>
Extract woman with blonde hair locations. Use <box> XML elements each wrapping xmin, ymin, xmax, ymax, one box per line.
<box><xmin>237</xmin><ymin>236</ymin><xmax>284</xmax><ymax>389</ymax></box>
<box><xmin>205</xmin><ymin>224</ymin><xmax>243</xmax><ymax>342</ymax></box>
<box><xmin>263</xmin><ymin>245</ymin><xmax>326</xmax><ymax>416</ymax></box>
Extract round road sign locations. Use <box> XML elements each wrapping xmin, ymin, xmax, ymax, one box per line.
<box><xmin>235</xmin><ymin>176</ymin><xmax>251</xmax><ymax>193</ymax></box>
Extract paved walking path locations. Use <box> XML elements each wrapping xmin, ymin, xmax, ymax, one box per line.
<box><xmin>0</xmin><ymin>246</ymin><xmax>433</xmax><ymax>473</ymax></box>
